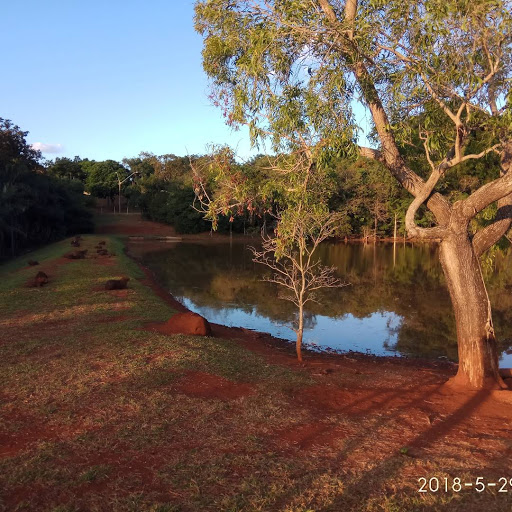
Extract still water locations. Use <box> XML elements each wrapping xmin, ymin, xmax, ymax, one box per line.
<box><xmin>140</xmin><ymin>241</ymin><xmax>512</xmax><ymax>366</ymax></box>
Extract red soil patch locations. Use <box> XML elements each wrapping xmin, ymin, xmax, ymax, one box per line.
<box><xmin>297</xmin><ymin>381</ymin><xmax>446</xmax><ymax>416</ymax></box>
<box><xmin>3</xmin><ymin>441</ymin><xmax>176</xmax><ymax>510</ymax></box>
<box><xmin>0</xmin><ymin>425</ymin><xmax>61</xmax><ymax>458</ymax></box>
<box><xmin>94</xmin><ymin>257</ymin><xmax>115</xmax><ymax>266</ymax></box>
<box><xmin>0</xmin><ymin>411</ymin><xmax>96</xmax><ymax>459</ymax></box>
<box><xmin>96</xmin><ymin>217</ymin><xmax>178</xmax><ymax>237</ymax></box>
<box><xmin>175</xmin><ymin>371</ymin><xmax>255</xmax><ymax>400</ymax></box>
<box><xmin>46</xmin><ymin>256</ymin><xmax>76</xmax><ymax>268</ymax></box>
<box><xmin>17</xmin><ymin>256</ymin><xmax>74</xmax><ymax>276</ymax></box>
<box><xmin>91</xmin><ymin>281</ymin><xmax>130</xmax><ymax>294</ymax></box>
<box><xmin>106</xmin><ymin>289</ymin><xmax>131</xmax><ymax>298</ymax></box>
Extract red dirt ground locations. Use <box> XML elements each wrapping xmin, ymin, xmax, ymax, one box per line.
<box><xmin>174</xmin><ymin>371</ymin><xmax>256</xmax><ymax>400</ymax></box>
<box><xmin>2</xmin><ymin>215</ymin><xmax>511</xmax><ymax>511</ymax></box>
<box><xmin>95</xmin><ymin>215</ymin><xmax>180</xmax><ymax>237</ymax></box>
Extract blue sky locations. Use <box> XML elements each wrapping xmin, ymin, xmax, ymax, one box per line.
<box><xmin>2</xmin><ymin>1</ymin><xmax>372</xmax><ymax>163</ymax></box>
<box><xmin>2</xmin><ymin>0</ymin><xmax>257</xmax><ymax>162</ymax></box>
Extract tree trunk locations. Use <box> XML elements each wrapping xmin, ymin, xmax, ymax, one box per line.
<box><xmin>296</xmin><ymin>330</ymin><xmax>303</xmax><ymax>363</ymax></box>
<box><xmin>10</xmin><ymin>224</ymin><xmax>15</xmax><ymax>258</ymax></box>
<box><xmin>296</xmin><ymin>305</ymin><xmax>304</xmax><ymax>362</ymax></box>
<box><xmin>439</xmin><ymin>233</ymin><xmax>506</xmax><ymax>389</ymax></box>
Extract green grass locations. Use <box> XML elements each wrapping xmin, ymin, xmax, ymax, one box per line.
<box><xmin>0</xmin><ymin>235</ymin><xmax>510</xmax><ymax>512</ymax></box>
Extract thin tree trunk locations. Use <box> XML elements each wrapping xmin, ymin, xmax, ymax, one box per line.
<box><xmin>296</xmin><ymin>304</ymin><xmax>304</xmax><ymax>363</ymax></box>
<box><xmin>439</xmin><ymin>234</ymin><xmax>506</xmax><ymax>389</ymax></box>
<box><xmin>10</xmin><ymin>224</ymin><xmax>15</xmax><ymax>258</ymax></box>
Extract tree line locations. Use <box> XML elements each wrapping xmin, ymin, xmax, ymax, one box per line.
<box><xmin>43</xmin><ymin>143</ymin><xmax>504</xmax><ymax>241</ymax></box>
<box><xmin>2</xmin><ymin>114</ymin><xmax>504</xmax><ymax>261</ymax></box>
<box><xmin>0</xmin><ymin>119</ymin><xmax>93</xmax><ymax>261</ymax></box>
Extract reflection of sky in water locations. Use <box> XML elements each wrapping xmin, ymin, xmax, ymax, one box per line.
<box><xmin>305</xmin><ymin>312</ymin><xmax>402</xmax><ymax>355</ymax></box>
<box><xmin>180</xmin><ymin>296</ymin><xmax>512</xmax><ymax>366</ymax></box>
<box><xmin>180</xmin><ymin>297</ymin><xmax>404</xmax><ymax>357</ymax></box>
<box><xmin>501</xmin><ymin>350</ymin><xmax>512</xmax><ymax>367</ymax></box>
<box><xmin>144</xmin><ymin>241</ymin><xmax>512</xmax><ymax>368</ymax></box>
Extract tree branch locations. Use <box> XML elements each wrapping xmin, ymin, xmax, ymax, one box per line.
<box><xmin>460</xmin><ymin>172</ymin><xmax>512</xmax><ymax>221</ymax></box>
<box><xmin>472</xmin><ymin>202</ymin><xmax>512</xmax><ymax>256</ymax></box>
<box><xmin>405</xmin><ymin>165</ymin><xmax>448</xmax><ymax>240</ymax></box>
<box><xmin>472</xmin><ymin>142</ymin><xmax>512</xmax><ymax>255</ymax></box>
<box><xmin>318</xmin><ymin>0</ymin><xmax>452</xmax><ymax>226</ymax></box>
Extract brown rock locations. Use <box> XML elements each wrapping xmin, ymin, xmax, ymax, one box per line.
<box><xmin>105</xmin><ymin>277</ymin><xmax>130</xmax><ymax>290</ymax></box>
<box><xmin>27</xmin><ymin>260</ymin><xmax>39</xmax><ymax>266</ymax></box>
<box><xmin>64</xmin><ymin>250</ymin><xmax>88</xmax><ymax>260</ymax></box>
<box><xmin>162</xmin><ymin>312</ymin><xmax>211</xmax><ymax>336</ymax></box>
<box><xmin>28</xmin><ymin>271</ymin><xmax>49</xmax><ymax>287</ymax></box>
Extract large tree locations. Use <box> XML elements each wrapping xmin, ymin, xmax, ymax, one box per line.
<box><xmin>195</xmin><ymin>0</ymin><xmax>512</xmax><ymax>388</ymax></box>
<box><xmin>85</xmin><ymin>160</ymin><xmax>128</xmax><ymax>204</ymax></box>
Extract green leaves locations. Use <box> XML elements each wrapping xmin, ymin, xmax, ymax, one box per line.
<box><xmin>195</xmin><ymin>0</ymin><xmax>357</xmax><ymax>157</ymax></box>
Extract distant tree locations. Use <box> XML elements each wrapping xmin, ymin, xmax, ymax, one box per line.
<box><xmin>0</xmin><ymin>118</ymin><xmax>41</xmax><ymax>171</ymax></box>
<box><xmin>0</xmin><ymin>118</ymin><xmax>43</xmax><ymax>256</ymax></box>
<box><xmin>330</xmin><ymin>158</ymin><xmax>406</xmax><ymax>238</ymax></box>
<box><xmin>137</xmin><ymin>152</ymin><xmax>194</xmax><ymax>185</ymax></box>
<box><xmin>0</xmin><ymin>119</ymin><xmax>92</xmax><ymax>258</ymax></box>
<box><xmin>46</xmin><ymin>156</ymin><xmax>87</xmax><ymax>182</ymax></box>
<box><xmin>86</xmin><ymin>160</ymin><xmax>127</xmax><ymax>205</ymax></box>
<box><xmin>122</xmin><ymin>155</ymin><xmax>155</xmax><ymax>179</ymax></box>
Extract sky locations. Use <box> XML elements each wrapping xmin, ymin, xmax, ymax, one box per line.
<box><xmin>2</xmin><ymin>1</ymin><xmax>372</xmax><ymax>163</ymax></box>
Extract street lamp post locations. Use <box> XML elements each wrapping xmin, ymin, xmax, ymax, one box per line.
<box><xmin>116</xmin><ymin>171</ymin><xmax>139</xmax><ymax>214</ymax></box>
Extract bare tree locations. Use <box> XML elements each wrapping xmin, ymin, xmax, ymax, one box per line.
<box><xmin>190</xmin><ymin>142</ymin><xmax>348</xmax><ymax>362</ymax></box>
<box><xmin>251</xmin><ymin>205</ymin><xmax>347</xmax><ymax>362</ymax></box>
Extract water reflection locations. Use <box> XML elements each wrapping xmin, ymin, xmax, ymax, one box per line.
<box><xmin>140</xmin><ymin>241</ymin><xmax>512</xmax><ymax>366</ymax></box>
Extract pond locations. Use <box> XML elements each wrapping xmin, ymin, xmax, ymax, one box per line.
<box><xmin>139</xmin><ymin>240</ymin><xmax>512</xmax><ymax>366</ymax></box>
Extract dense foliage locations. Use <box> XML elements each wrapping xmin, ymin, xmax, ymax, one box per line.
<box><xmin>44</xmin><ymin>145</ymin><xmax>503</xmax><ymax>239</ymax></box>
<box><xmin>0</xmin><ymin>119</ymin><xmax>93</xmax><ymax>260</ymax></box>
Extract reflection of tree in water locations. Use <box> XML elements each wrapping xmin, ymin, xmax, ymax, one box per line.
<box><xmin>143</xmin><ymin>242</ymin><xmax>298</xmax><ymax>324</ymax></box>
<box><xmin>286</xmin><ymin>310</ymin><xmax>317</xmax><ymax>332</ymax></box>
<box><xmin>382</xmin><ymin>315</ymin><xmax>402</xmax><ymax>350</ymax></box>
<box><xmin>142</xmin><ymin>242</ymin><xmax>512</xmax><ymax>361</ymax></box>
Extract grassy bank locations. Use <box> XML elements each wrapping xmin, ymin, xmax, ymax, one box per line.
<box><xmin>1</xmin><ymin>235</ymin><xmax>511</xmax><ymax>511</ymax></box>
